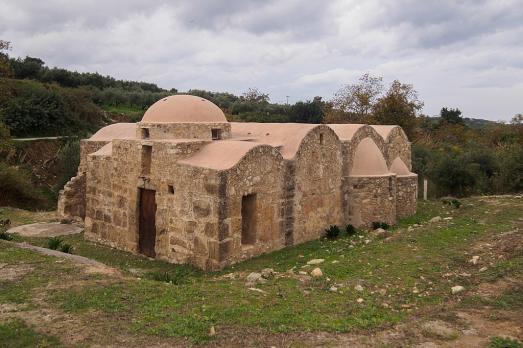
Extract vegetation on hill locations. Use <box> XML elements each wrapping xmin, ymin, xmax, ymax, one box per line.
<box><xmin>0</xmin><ymin>39</ymin><xmax>522</xmax><ymax>210</ymax></box>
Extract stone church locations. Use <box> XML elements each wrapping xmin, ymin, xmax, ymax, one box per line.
<box><xmin>58</xmin><ymin>95</ymin><xmax>417</xmax><ymax>270</ymax></box>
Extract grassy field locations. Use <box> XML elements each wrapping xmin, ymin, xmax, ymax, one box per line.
<box><xmin>0</xmin><ymin>196</ymin><xmax>522</xmax><ymax>347</ymax></box>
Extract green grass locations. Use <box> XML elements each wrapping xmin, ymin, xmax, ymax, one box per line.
<box><xmin>3</xmin><ymin>195</ymin><xmax>523</xmax><ymax>344</ymax></box>
<box><xmin>489</xmin><ymin>336</ymin><xmax>523</xmax><ymax>348</ymax></box>
<box><xmin>0</xmin><ymin>319</ymin><xmax>61</xmax><ymax>348</ymax></box>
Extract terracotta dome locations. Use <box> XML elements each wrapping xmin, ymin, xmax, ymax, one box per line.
<box><xmin>351</xmin><ymin>137</ymin><xmax>389</xmax><ymax>176</ymax></box>
<box><xmin>142</xmin><ymin>95</ymin><xmax>227</xmax><ymax>123</ymax></box>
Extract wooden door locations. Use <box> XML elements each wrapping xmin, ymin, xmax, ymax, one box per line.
<box><xmin>138</xmin><ymin>188</ymin><xmax>156</xmax><ymax>257</ymax></box>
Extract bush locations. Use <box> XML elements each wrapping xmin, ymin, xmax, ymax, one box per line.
<box><xmin>0</xmin><ymin>161</ymin><xmax>45</xmax><ymax>209</ymax></box>
<box><xmin>53</xmin><ymin>138</ymin><xmax>80</xmax><ymax>195</ymax></box>
<box><xmin>346</xmin><ymin>224</ymin><xmax>357</xmax><ymax>236</ymax></box>
<box><xmin>47</xmin><ymin>237</ymin><xmax>63</xmax><ymax>250</ymax></box>
<box><xmin>325</xmin><ymin>225</ymin><xmax>341</xmax><ymax>239</ymax></box>
<box><xmin>59</xmin><ymin>243</ymin><xmax>73</xmax><ymax>253</ymax></box>
<box><xmin>0</xmin><ymin>231</ymin><xmax>13</xmax><ymax>241</ymax></box>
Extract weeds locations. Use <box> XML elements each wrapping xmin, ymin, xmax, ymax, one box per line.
<box><xmin>489</xmin><ymin>336</ymin><xmax>523</xmax><ymax>348</ymax></box>
<box><xmin>325</xmin><ymin>225</ymin><xmax>341</xmax><ymax>239</ymax></box>
<box><xmin>47</xmin><ymin>237</ymin><xmax>63</xmax><ymax>250</ymax></box>
<box><xmin>46</xmin><ymin>237</ymin><xmax>73</xmax><ymax>253</ymax></box>
<box><xmin>345</xmin><ymin>224</ymin><xmax>357</xmax><ymax>236</ymax></box>
<box><xmin>0</xmin><ymin>231</ymin><xmax>13</xmax><ymax>241</ymax></box>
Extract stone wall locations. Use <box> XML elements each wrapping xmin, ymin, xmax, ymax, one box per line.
<box><xmin>396</xmin><ymin>175</ymin><xmax>418</xmax><ymax>219</ymax></box>
<box><xmin>293</xmin><ymin>126</ymin><xmax>343</xmax><ymax>243</ymax></box>
<box><xmin>57</xmin><ymin>140</ymin><xmax>109</xmax><ymax>219</ymax></box>
<box><xmin>347</xmin><ymin>175</ymin><xmax>397</xmax><ymax>227</ymax></box>
<box><xmin>218</xmin><ymin>145</ymin><xmax>285</xmax><ymax>268</ymax></box>
<box><xmin>384</xmin><ymin>127</ymin><xmax>411</xmax><ymax>170</ymax></box>
<box><xmin>137</xmin><ymin>122</ymin><xmax>231</xmax><ymax>140</ymax></box>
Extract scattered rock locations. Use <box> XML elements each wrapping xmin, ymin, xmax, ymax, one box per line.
<box><xmin>209</xmin><ymin>326</ymin><xmax>216</xmax><ymax>336</ymax></box>
<box><xmin>469</xmin><ymin>255</ymin><xmax>480</xmax><ymax>265</ymax></box>
<box><xmin>364</xmin><ymin>239</ymin><xmax>371</xmax><ymax>244</ymax></box>
<box><xmin>329</xmin><ymin>286</ymin><xmax>338</xmax><ymax>292</ymax></box>
<box><xmin>356</xmin><ymin>298</ymin><xmax>364</xmax><ymax>303</ymax></box>
<box><xmin>443</xmin><ymin>217</ymin><xmax>453</xmax><ymax>220</ymax></box>
<box><xmin>451</xmin><ymin>285</ymin><xmax>465</xmax><ymax>294</ymax></box>
<box><xmin>261</xmin><ymin>268</ymin><xmax>275</xmax><ymax>279</ymax></box>
<box><xmin>429</xmin><ymin>216</ymin><xmax>442</xmax><ymax>223</ymax></box>
<box><xmin>479</xmin><ymin>266</ymin><xmax>488</xmax><ymax>272</ymax></box>
<box><xmin>245</xmin><ymin>272</ymin><xmax>265</xmax><ymax>287</ymax></box>
<box><xmin>354</xmin><ymin>284</ymin><xmax>364</xmax><ymax>292</ymax></box>
<box><xmin>421</xmin><ymin>320</ymin><xmax>459</xmax><ymax>339</ymax></box>
<box><xmin>331</xmin><ymin>260</ymin><xmax>339</xmax><ymax>264</ymax></box>
<box><xmin>248</xmin><ymin>287</ymin><xmax>268</xmax><ymax>294</ymax></box>
<box><xmin>408</xmin><ymin>226</ymin><xmax>415</xmax><ymax>232</ymax></box>
<box><xmin>307</xmin><ymin>259</ymin><xmax>325</xmax><ymax>265</ymax></box>
<box><xmin>378</xmin><ymin>288</ymin><xmax>387</xmax><ymax>296</ymax></box>
<box><xmin>310</xmin><ymin>268</ymin><xmax>323</xmax><ymax>278</ymax></box>
<box><xmin>371</xmin><ymin>228</ymin><xmax>388</xmax><ymax>239</ymax></box>
<box><xmin>298</xmin><ymin>271</ymin><xmax>307</xmax><ymax>275</ymax></box>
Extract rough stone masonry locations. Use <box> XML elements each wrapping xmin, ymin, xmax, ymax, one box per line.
<box><xmin>58</xmin><ymin>95</ymin><xmax>417</xmax><ymax>270</ymax></box>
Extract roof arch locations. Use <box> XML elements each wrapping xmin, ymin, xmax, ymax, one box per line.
<box><xmin>142</xmin><ymin>95</ymin><xmax>227</xmax><ymax>123</ymax></box>
<box><xmin>371</xmin><ymin>125</ymin><xmax>409</xmax><ymax>143</ymax></box>
<box><xmin>350</xmin><ymin>137</ymin><xmax>390</xmax><ymax>176</ymax></box>
<box><xmin>178</xmin><ymin>141</ymin><xmax>283</xmax><ymax>171</ymax></box>
<box><xmin>89</xmin><ymin>123</ymin><xmax>136</xmax><ymax>141</ymax></box>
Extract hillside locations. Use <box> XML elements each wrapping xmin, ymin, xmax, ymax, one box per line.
<box><xmin>0</xmin><ymin>195</ymin><xmax>522</xmax><ymax>346</ymax></box>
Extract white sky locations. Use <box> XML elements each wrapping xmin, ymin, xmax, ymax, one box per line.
<box><xmin>1</xmin><ymin>0</ymin><xmax>522</xmax><ymax>121</ymax></box>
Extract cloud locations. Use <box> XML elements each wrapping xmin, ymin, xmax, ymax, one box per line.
<box><xmin>0</xmin><ymin>0</ymin><xmax>522</xmax><ymax>120</ymax></box>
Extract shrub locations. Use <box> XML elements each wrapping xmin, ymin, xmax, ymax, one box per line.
<box><xmin>0</xmin><ymin>231</ymin><xmax>13</xmax><ymax>241</ymax></box>
<box><xmin>59</xmin><ymin>243</ymin><xmax>73</xmax><ymax>253</ymax></box>
<box><xmin>0</xmin><ymin>161</ymin><xmax>45</xmax><ymax>209</ymax></box>
<box><xmin>53</xmin><ymin>138</ymin><xmax>80</xmax><ymax>195</ymax></box>
<box><xmin>371</xmin><ymin>222</ymin><xmax>390</xmax><ymax>230</ymax></box>
<box><xmin>144</xmin><ymin>270</ymin><xmax>192</xmax><ymax>285</ymax></box>
<box><xmin>325</xmin><ymin>225</ymin><xmax>341</xmax><ymax>239</ymax></box>
<box><xmin>346</xmin><ymin>224</ymin><xmax>357</xmax><ymax>236</ymax></box>
<box><xmin>47</xmin><ymin>237</ymin><xmax>63</xmax><ymax>250</ymax></box>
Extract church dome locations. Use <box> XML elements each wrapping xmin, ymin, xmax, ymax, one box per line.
<box><xmin>142</xmin><ymin>95</ymin><xmax>227</xmax><ymax>123</ymax></box>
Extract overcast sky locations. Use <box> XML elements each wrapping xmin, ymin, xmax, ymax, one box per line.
<box><xmin>1</xmin><ymin>0</ymin><xmax>522</xmax><ymax>121</ymax></box>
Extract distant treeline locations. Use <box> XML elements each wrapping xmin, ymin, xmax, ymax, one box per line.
<box><xmin>0</xmin><ymin>43</ymin><xmax>522</xmax><ymax>208</ymax></box>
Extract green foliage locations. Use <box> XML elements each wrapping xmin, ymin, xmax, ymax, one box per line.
<box><xmin>144</xmin><ymin>269</ymin><xmax>193</xmax><ymax>285</ymax></box>
<box><xmin>0</xmin><ymin>161</ymin><xmax>45</xmax><ymax>209</ymax></box>
<box><xmin>47</xmin><ymin>237</ymin><xmax>63</xmax><ymax>250</ymax></box>
<box><xmin>289</xmin><ymin>97</ymin><xmax>324</xmax><ymax>123</ymax></box>
<box><xmin>59</xmin><ymin>243</ymin><xmax>73</xmax><ymax>253</ymax></box>
<box><xmin>345</xmin><ymin>224</ymin><xmax>357</xmax><ymax>236</ymax></box>
<box><xmin>53</xmin><ymin>138</ymin><xmax>80</xmax><ymax>195</ymax></box>
<box><xmin>0</xmin><ymin>79</ymin><xmax>104</xmax><ymax>137</ymax></box>
<box><xmin>489</xmin><ymin>336</ymin><xmax>523</xmax><ymax>348</ymax></box>
<box><xmin>0</xmin><ymin>231</ymin><xmax>13</xmax><ymax>240</ymax></box>
<box><xmin>325</xmin><ymin>225</ymin><xmax>341</xmax><ymax>239</ymax></box>
<box><xmin>440</xmin><ymin>107</ymin><xmax>464</xmax><ymax>125</ymax></box>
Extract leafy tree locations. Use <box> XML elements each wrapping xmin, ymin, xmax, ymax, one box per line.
<box><xmin>289</xmin><ymin>97</ymin><xmax>325</xmax><ymax>123</ymax></box>
<box><xmin>440</xmin><ymin>107</ymin><xmax>464</xmax><ymax>125</ymax></box>
<box><xmin>0</xmin><ymin>39</ymin><xmax>13</xmax><ymax>77</ymax></box>
<box><xmin>242</xmin><ymin>87</ymin><xmax>270</xmax><ymax>103</ymax></box>
<box><xmin>373</xmin><ymin>80</ymin><xmax>423</xmax><ymax>139</ymax></box>
<box><xmin>331</xmin><ymin>73</ymin><xmax>383</xmax><ymax>123</ymax></box>
<box><xmin>10</xmin><ymin>56</ymin><xmax>45</xmax><ymax>79</ymax></box>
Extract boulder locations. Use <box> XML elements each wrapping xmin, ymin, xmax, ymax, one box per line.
<box><xmin>307</xmin><ymin>259</ymin><xmax>325</xmax><ymax>265</ymax></box>
<box><xmin>429</xmin><ymin>216</ymin><xmax>442</xmax><ymax>223</ymax></box>
<box><xmin>451</xmin><ymin>285</ymin><xmax>465</xmax><ymax>294</ymax></box>
<box><xmin>310</xmin><ymin>268</ymin><xmax>323</xmax><ymax>278</ymax></box>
